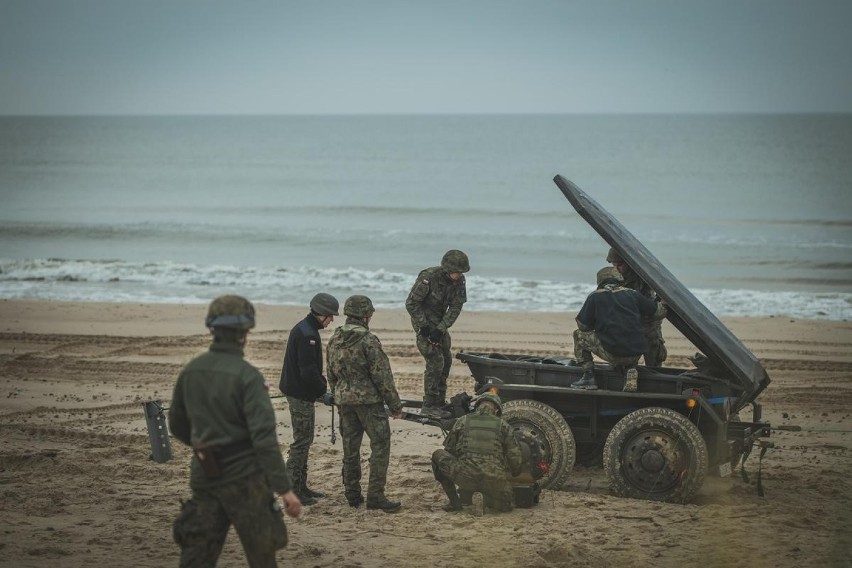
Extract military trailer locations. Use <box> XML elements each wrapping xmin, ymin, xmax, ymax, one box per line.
<box><xmin>406</xmin><ymin>176</ymin><xmax>772</xmax><ymax>504</ymax></box>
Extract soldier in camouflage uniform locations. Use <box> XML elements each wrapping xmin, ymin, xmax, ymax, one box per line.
<box><xmin>431</xmin><ymin>393</ymin><xmax>523</xmax><ymax>515</ymax></box>
<box><xmin>169</xmin><ymin>295</ymin><xmax>302</xmax><ymax>568</ymax></box>
<box><xmin>279</xmin><ymin>292</ymin><xmax>339</xmax><ymax>506</ymax></box>
<box><xmin>607</xmin><ymin>247</ymin><xmax>668</xmax><ymax>367</ymax></box>
<box><xmin>326</xmin><ymin>295</ymin><xmax>404</xmax><ymax>512</ymax></box>
<box><xmin>571</xmin><ymin>267</ymin><xmax>667</xmax><ymax>392</ymax></box>
<box><xmin>405</xmin><ymin>249</ymin><xmax>470</xmax><ymax>419</ymax></box>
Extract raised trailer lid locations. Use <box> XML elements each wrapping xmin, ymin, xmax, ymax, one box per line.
<box><xmin>553</xmin><ymin>175</ymin><xmax>770</xmax><ymax>405</ymax></box>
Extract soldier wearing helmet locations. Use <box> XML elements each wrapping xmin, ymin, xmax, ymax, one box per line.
<box><xmin>169</xmin><ymin>295</ymin><xmax>301</xmax><ymax>566</ymax></box>
<box><xmin>607</xmin><ymin>247</ymin><xmax>668</xmax><ymax>367</ymax></box>
<box><xmin>570</xmin><ymin>267</ymin><xmax>667</xmax><ymax>392</ymax></box>
<box><xmin>405</xmin><ymin>249</ymin><xmax>470</xmax><ymax>419</ymax></box>
<box><xmin>278</xmin><ymin>292</ymin><xmax>339</xmax><ymax>505</ymax></box>
<box><xmin>431</xmin><ymin>393</ymin><xmax>523</xmax><ymax>515</ymax></box>
<box><xmin>326</xmin><ymin>295</ymin><xmax>404</xmax><ymax>512</ymax></box>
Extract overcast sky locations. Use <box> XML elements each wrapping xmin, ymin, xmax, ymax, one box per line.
<box><xmin>2</xmin><ymin>0</ymin><xmax>851</xmax><ymax>115</ymax></box>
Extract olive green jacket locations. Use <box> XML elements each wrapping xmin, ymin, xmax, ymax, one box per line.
<box><xmin>405</xmin><ymin>265</ymin><xmax>467</xmax><ymax>333</ymax></box>
<box><xmin>168</xmin><ymin>341</ymin><xmax>292</xmax><ymax>493</ymax></box>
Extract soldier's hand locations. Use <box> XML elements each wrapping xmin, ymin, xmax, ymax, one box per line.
<box><xmin>391</xmin><ymin>411</ymin><xmax>402</xmax><ymax>419</ymax></box>
<box><xmin>418</xmin><ymin>326</ymin><xmax>432</xmax><ymax>338</ymax></box>
<box><xmin>280</xmin><ymin>491</ymin><xmax>302</xmax><ymax>519</ymax></box>
<box><xmin>428</xmin><ymin>329</ymin><xmax>444</xmax><ymax>344</ymax></box>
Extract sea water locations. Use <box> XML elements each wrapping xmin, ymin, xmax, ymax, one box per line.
<box><xmin>1</xmin><ymin>114</ymin><xmax>850</xmax><ymax>320</ymax></box>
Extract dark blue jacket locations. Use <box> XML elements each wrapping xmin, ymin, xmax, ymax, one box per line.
<box><xmin>279</xmin><ymin>314</ymin><xmax>327</xmax><ymax>401</ymax></box>
<box><xmin>576</xmin><ymin>283</ymin><xmax>663</xmax><ymax>357</ymax></box>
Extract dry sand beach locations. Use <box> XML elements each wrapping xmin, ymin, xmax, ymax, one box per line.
<box><xmin>1</xmin><ymin>300</ymin><xmax>851</xmax><ymax>567</ymax></box>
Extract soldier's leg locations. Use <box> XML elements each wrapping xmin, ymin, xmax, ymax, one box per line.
<box><xmin>361</xmin><ymin>403</ymin><xmax>392</xmax><ymax>505</ymax></box>
<box><xmin>572</xmin><ymin>329</ymin><xmax>596</xmax><ymax>370</ymax></box>
<box><xmin>483</xmin><ymin>479</ymin><xmax>515</xmax><ymax>513</ymax></box>
<box><xmin>437</xmin><ymin>332</ymin><xmax>453</xmax><ymax>405</ymax></box>
<box><xmin>643</xmin><ymin>320</ymin><xmax>667</xmax><ymax>367</ymax></box>
<box><xmin>338</xmin><ymin>406</ymin><xmax>365</xmax><ymax>505</ymax></box>
<box><xmin>174</xmin><ymin>492</ymin><xmax>230</xmax><ymax>568</ymax></box>
<box><xmin>431</xmin><ymin>449</ymin><xmax>461</xmax><ymax>510</ymax></box>
<box><xmin>285</xmin><ymin>396</ymin><xmax>315</xmax><ymax>493</ymax></box>
<box><xmin>223</xmin><ymin>473</ymin><xmax>288</xmax><ymax>568</ymax></box>
<box><xmin>417</xmin><ymin>335</ymin><xmax>445</xmax><ymax>406</ymax></box>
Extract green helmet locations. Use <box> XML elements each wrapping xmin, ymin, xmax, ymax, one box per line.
<box><xmin>441</xmin><ymin>249</ymin><xmax>470</xmax><ymax>273</ymax></box>
<box><xmin>596</xmin><ymin>266</ymin><xmax>623</xmax><ymax>286</ymax></box>
<box><xmin>606</xmin><ymin>247</ymin><xmax>622</xmax><ymax>263</ymax></box>
<box><xmin>473</xmin><ymin>392</ymin><xmax>503</xmax><ymax>415</ymax></box>
<box><xmin>310</xmin><ymin>292</ymin><xmax>339</xmax><ymax>316</ymax></box>
<box><xmin>205</xmin><ymin>295</ymin><xmax>256</xmax><ymax>329</ymax></box>
<box><xmin>343</xmin><ymin>295</ymin><xmax>375</xmax><ymax>318</ymax></box>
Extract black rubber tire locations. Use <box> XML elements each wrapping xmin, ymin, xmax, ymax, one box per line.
<box><xmin>502</xmin><ymin>399</ymin><xmax>576</xmax><ymax>490</ymax></box>
<box><xmin>603</xmin><ymin>407</ymin><xmax>708</xmax><ymax>503</ymax></box>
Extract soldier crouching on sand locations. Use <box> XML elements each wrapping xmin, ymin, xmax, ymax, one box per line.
<box><xmin>431</xmin><ymin>393</ymin><xmax>523</xmax><ymax>516</ymax></box>
<box><xmin>169</xmin><ymin>295</ymin><xmax>301</xmax><ymax>568</ymax></box>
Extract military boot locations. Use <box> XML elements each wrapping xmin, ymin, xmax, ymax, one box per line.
<box><xmin>439</xmin><ymin>479</ymin><xmax>462</xmax><ymax>512</ymax></box>
<box><xmin>301</xmin><ymin>465</ymin><xmax>325</xmax><ymax>498</ymax></box>
<box><xmin>623</xmin><ymin>366</ymin><xmax>639</xmax><ymax>392</ymax></box>
<box><xmin>471</xmin><ymin>492</ymin><xmax>484</xmax><ymax>517</ymax></box>
<box><xmin>570</xmin><ymin>369</ymin><xmax>597</xmax><ymax>390</ymax></box>
<box><xmin>366</xmin><ymin>499</ymin><xmax>402</xmax><ymax>513</ymax></box>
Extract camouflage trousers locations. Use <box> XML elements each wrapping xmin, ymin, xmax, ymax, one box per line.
<box><xmin>285</xmin><ymin>396</ymin><xmax>316</xmax><ymax>491</ymax></box>
<box><xmin>173</xmin><ymin>472</ymin><xmax>287</xmax><ymax>568</ymax></box>
<box><xmin>573</xmin><ymin>329</ymin><xmax>641</xmax><ymax>370</ymax></box>
<box><xmin>416</xmin><ymin>331</ymin><xmax>452</xmax><ymax>406</ymax></box>
<box><xmin>431</xmin><ymin>448</ymin><xmax>514</xmax><ymax>512</ymax></box>
<box><xmin>338</xmin><ymin>402</ymin><xmax>392</xmax><ymax>505</ymax></box>
<box><xmin>642</xmin><ymin>319</ymin><xmax>667</xmax><ymax>367</ymax></box>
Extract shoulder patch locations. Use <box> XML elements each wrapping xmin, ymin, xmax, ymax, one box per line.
<box><xmin>421</xmin><ymin>278</ymin><xmax>430</xmax><ymax>285</ymax></box>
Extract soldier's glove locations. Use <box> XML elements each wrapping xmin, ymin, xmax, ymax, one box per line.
<box><xmin>321</xmin><ymin>392</ymin><xmax>335</xmax><ymax>406</ymax></box>
<box><xmin>419</xmin><ymin>326</ymin><xmax>432</xmax><ymax>339</ymax></box>
<box><xmin>428</xmin><ymin>329</ymin><xmax>444</xmax><ymax>344</ymax></box>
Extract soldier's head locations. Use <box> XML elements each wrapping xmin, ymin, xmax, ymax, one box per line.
<box><xmin>206</xmin><ymin>295</ymin><xmax>255</xmax><ymax>344</ymax></box>
<box><xmin>343</xmin><ymin>295</ymin><xmax>375</xmax><ymax>322</ymax></box>
<box><xmin>606</xmin><ymin>247</ymin><xmax>628</xmax><ymax>275</ymax></box>
<box><xmin>310</xmin><ymin>292</ymin><xmax>339</xmax><ymax>328</ymax></box>
<box><xmin>596</xmin><ymin>266</ymin><xmax>623</xmax><ymax>287</ymax></box>
<box><xmin>472</xmin><ymin>392</ymin><xmax>502</xmax><ymax>416</ymax></box>
<box><xmin>441</xmin><ymin>249</ymin><xmax>470</xmax><ymax>279</ymax></box>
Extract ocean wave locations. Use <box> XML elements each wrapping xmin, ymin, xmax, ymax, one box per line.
<box><xmin>1</xmin><ymin>258</ymin><xmax>849</xmax><ymax>321</ymax></box>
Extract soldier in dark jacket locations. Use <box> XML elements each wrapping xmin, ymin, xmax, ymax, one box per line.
<box><xmin>607</xmin><ymin>247</ymin><xmax>668</xmax><ymax>367</ymax></box>
<box><xmin>571</xmin><ymin>267</ymin><xmax>667</xmax><ymax>392</ymax></box>
<box><xmin>169</xmin><ymin>295</ymin><xmax>301</xmax><ymax>568</ymax></box>
<box><xmin>327</xmin><ymin>295</ymin><xmax>403</xmax><ymax>512</ymax></box>
<box><xmin>405</xmin><ymin>249</ymin><xmax>469</xmax><ymax>419</ymax></box>
<box><xmin>431</xmin><ymin>393</ymin><xmax>523</xmax><ymax>516</ymax></box>
<box><xmin>278</xmin><ymin>292</ymin><xmax>339</xmax><ymax>505</ymax></box>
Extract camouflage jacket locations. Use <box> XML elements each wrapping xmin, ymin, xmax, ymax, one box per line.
<box><xmin>405</xmin><ymin>265</ymin><xmax>467</xmax><ymax>333</ymax></box>
<box><xmin>326</xmin><ymin>318</ymin><xmax>402</xmax><ymax>413</ymax></box>
<box><xmin>168</xmin><ymin>341</ymin><xmax>291</xmax><ymax>493</ymax></box>
<box><xmin>443</xmin><ymin>406</ymin><xmax>523</xmax><ymax>480</ymax></box>
<box><xmin>621</xmin><ymin>266</ymin><xmax>655</xmax><ymax>299</ymax></box>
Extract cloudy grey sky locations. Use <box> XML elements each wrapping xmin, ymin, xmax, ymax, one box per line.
<box><xmin>2</xmin><ymin>0</ymin><xmax>851</xmax><ymax>115</ymax></box>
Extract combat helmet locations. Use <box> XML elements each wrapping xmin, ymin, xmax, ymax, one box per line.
<box><xmin>596</xmin><ymin>266</ymin><xmax>623</xmax><ymax>286</ymax></box>
<box><xmin>441</xmin><ymin>249</ymin><xmax>470</xmax><ymax>273</ymax></box>
<box><xmin>606</xmin><ymin>247</ymin><xmax>622</xmax><ymax>263</ymax></box>
<box><xmin>343</xmin><ymin>295</ymin><xmax>375</xmax><ymax>318</ymax></box>
<box><xmin>205</xmin><ymin>295</ymin><xmax>256</xmax><ymax>329</ymax></box>
<box><xmin>472</xmin><ymin>392</ymin><xmax>503</xmax><ymax>416</ymax></box>
<box><xmin>310</xmin><ymin>292</ymin><xmax>340</xmax><ymax>316</ymax></box>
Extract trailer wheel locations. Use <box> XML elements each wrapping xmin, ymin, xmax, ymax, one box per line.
<box><xmin>603</xmin><ymin>407</ymin><xmax>708</xmax><ymax>503</ymax></box>
<box><xmin>502</xmin><ymin>399</ymin><xmax>575</xmax><ymax>490</ymax></box>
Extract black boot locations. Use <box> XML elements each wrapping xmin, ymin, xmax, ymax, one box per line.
<box><xmin>439</xmin><ymin>479</ymin><xmax>462</xmax><ymax>512</ymax></box>
<box><xmin>301</xmin><ymin>465</ymin><xmax>325</xmax><ymax>498</ymax></box>
<box><xmin>366</xmin><ymin>499</ymin><xmax>402</xmax><ymax>512</ymax></box>
<box><xmin>570</xmin><ymin>369</ymin><xmax>597</xmax><ymax>390</ymax></box>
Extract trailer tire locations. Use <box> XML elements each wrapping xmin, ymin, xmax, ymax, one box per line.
<box><xmin>502</xmin><ymin>399</ymin><xmax>575</xmax><ymax>490</ymax></box>
<box><xmin>603</xmin><ymin>407</ymin><xmax>708</xmax><ymax>503</ymax></box>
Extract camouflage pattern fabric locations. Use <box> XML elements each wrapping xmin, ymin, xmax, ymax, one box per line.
<box><xmin>326</xmin><ymin>320</ymin><xmax>401</xmax><ymax>412</ymax></box>
<box><xmin>415</xmin><ymin>332</ymin><xmax>452</xmax><ymax>406</ymax></box>
<box><xmin>405</xmin><ymin>265</ymin><xmax>467</xmax><ymax>405</ymax></box>
<box><xmin>432</xmin><ymin>404</ymin><xmax>523</xmax><ymax>513</ymax></box>
<box><xmin>173</xmin><ymin>472</ymin><xmax>287</xmax><ymax>568</ymax></box>
<box><xmin>285</xmin><ymin>396</ymin><xmax>315</xmax><ymax>491</ymax></box>
<box><xmin>338</xmin><ymin>402</ymin><xmax>393</xmax><ymax>504</ymax></box>
<box><xmin>326</xmin><ymin>317</ymin><xmax>401</xmax><ymax>505</ymax></box>
<box><xmin>573</xmin><ymin>328</ymin><xmax>642</xmax><ymax>369</ymax></box>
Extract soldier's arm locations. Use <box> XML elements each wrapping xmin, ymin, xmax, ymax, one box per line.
<box><xmin>575</xmin><ymin>294</ymin><xmax>596</xmax><ymax>330</ymax></box>
<box><xmin>502</xmin><ymin>422</ymin><xmax>524</xmax><ymax>476</ymax></box>
<box><xmin>365</xmin><ymin>336</ymin><xmax>402</xmax><ymax>414</ymax></box>
<box><xmin>296</xmin><ymin>328</ymin><xmax>325</xmax><ymax>395</ymax></box>
<box><xmin>405</xmin><ymin>273</ymin><xmax>430</xmax><ymax>330</ymax></box>
<box><xmin>242</xmin><ymin>368</ymin><xmax>292</xmax><ymax>494</ymax></box>
<box><xmin>636</xmin><ymin>293</ymin><xmax>666</xmax><ymax>321</ymax></box>
<box><xmin>437</xmin><ymin>278</ymin><xmax>467</xmax><ymax>332</ymax></box>
<box><xmin>167</xmin><ymin>373</ymin><xmax>191</xmax><ymax>446</ymax></box>
<box><xmin>443</xmin><ymin>419</ymin><xmax>463</xmax><ymax>455</ymax></box>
